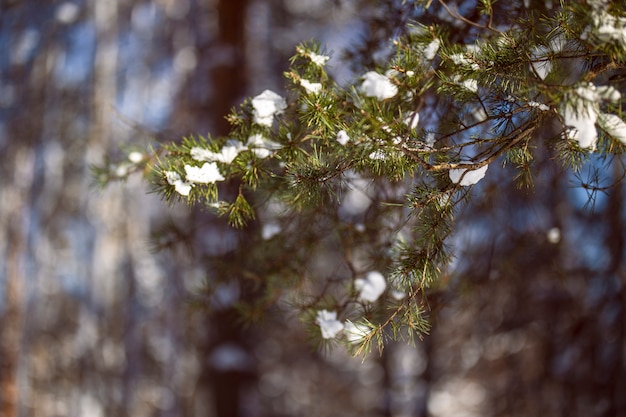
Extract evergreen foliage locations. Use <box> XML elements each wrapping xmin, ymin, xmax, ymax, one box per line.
<box><xmin>97</xmin><ymin>0</ymin><xmax>626</xmax><ymax>355</ymax></box>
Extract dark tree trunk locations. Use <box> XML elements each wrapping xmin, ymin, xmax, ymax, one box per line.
<box><xmin>197</xmin><ymin>1</ymin><xmax>253</xmax><ymax>416</ymax></box>
<box><xmin>212</xmin><ymin>0</ymin><xmax>249</xmax><ymax>135</ymax></box>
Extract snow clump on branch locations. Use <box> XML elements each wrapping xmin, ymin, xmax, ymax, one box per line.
<box><xmin>529</xmin><ymin>33</ymin><xmax>566</xmax><ymax>80</ymax></box>
<box><xmin>449</xmin><ymin>164</ymin><xmax>489</xmax><ymax>186</ymax></box>
<box><xmin>560</xmin><ymin>83</ymin><xmax>621</xmax><ymax>149</ymax></box>
<box><xmin>598</xmin><ymin>113</ymin><xmax>626</xmax><ymax>144</ymax></box>
<box><xmin>247</xmin><ymin>134</ymin><xmax>282</xmax><ymax>158</ymax></box>
<box><xmin>315</xmin><ymin>310</ymin><xmax>344</xmax><ymax>339</ymax></box>
<box><xmin>251</xmin><ymin>89</ymin><xmax>287</xmax><ymax>127</ymax></box>
<box><xmin>344</xmin><ymin>320</ymin><xmax>372</xmax><ymax>344</ymax></box>
<box><xmin>449</xmin><ymin>52</ymin><xmax>480</xmax><ymax>71</ymax></box>
<box><xmin>336</xmin><ymin>130</ymin><xmax>350</xmax><ymax>145</ymax></box>
<box><xmin>355</xmin><ymin>271</ymin><xmax>387</xmax><ymax>302</ymax></box>
<box><xmin>423</xmin><ymin>38</ymin><xmax>440</xmax><ymax>61</ymax></box>
<box><xmin>308</xmin><ymin>51</ymin><xmax>330</xmax><ymax>66</ymax></box>
<box><xmin>191</xmin><ymin>139</ymin><xmax>247</xmax><ymax>164</ymax></box>
<box><xmin>299</xmin><ymin>79</ymin><xmax>323</xmax><ymax>95</ymax></box>
<box><xmin>404</xmin><ymin>111</ymin><xmax>420</xmax><ymax>130</ymax></box>
<box><xmin>165</xmin><ymin>171</ymin><xmax>193</xmax><ymax>196</ymax></box>
<box><xmin>359</xmin><ymin>71</ymin><xmax>398</xmax><ymax>100</ymax></box>
<box><xmin>184</xmin><ymin>162</ymin><xmax>225</xmax><ymax>184</ymax></box>
<box><xmin>582</xmin><ymin>4</ymin><xmax>626</xmax><ymax>49</ymax></box>
<box><xmin>164</xmin><ymin>163</ymin><xmax>226</xmax><ymax>196</ymax></box>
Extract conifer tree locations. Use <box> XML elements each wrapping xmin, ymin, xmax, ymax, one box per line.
<box><xmin>97</xmin><ymin>0</ymin><xmax>626</xmax><ymax>355</ymax></box>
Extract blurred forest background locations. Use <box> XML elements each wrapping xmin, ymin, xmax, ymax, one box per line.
<box><xmin>1</xmin><ymin>1</ymin><xmax>625</xmax><ymax>417</ymax></box>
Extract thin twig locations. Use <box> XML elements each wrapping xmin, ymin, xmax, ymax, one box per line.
<box><xmin>404</xmin><ymin>121</ymin><xmax>537</xmax><ymax>172</ymax></box>
<box><xmin>437</xmin><ymin>0</ymin><xmax>502</xmax><ymax>33</ymax></box>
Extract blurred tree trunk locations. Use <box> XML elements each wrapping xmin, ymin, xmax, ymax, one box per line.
<box><xmin>171</xmin><ymin>0</ymin><xmax>249</xmax><ymax>136</ymax></box>
<box><xmin>0</xmin><ymin>14</ymin><xmax>44</xmax><ymax>408</ymax></box>
<box><xmin>206</xmin><ymin>1</ymin><xmax>252</xmax><ymax>413</ymax></box>
<box><xmin>212</xmin><ymin>0</ymin><xmax>248</xmax><ymax>135</ymax></box>
<box><xmin>605</xmin><ymin>160</ymin><xmax>626</xmax><ymax>416</ymax></box>
<box><xmin>0</xmin><ymin>152</ymin><xmax>30</xmax><ymax>417</ymax></box>
<box><xmin>200</xmin><ymin>1</ymin><xmax>252</xmax><ymax>416</ymax></box>
<box><xmin>91</xmin><ymin>0</ymin><xmax>118</xmax><ymax>148</ymax></box>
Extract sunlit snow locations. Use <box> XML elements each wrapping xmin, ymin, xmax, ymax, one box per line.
<box><xmin>336</xmin><ymin>130</ymin><xmax>350</xmax><ymax>145</ymax></box>
<box><xmin>359</xmin><ymin>71</ymin><xmax>398</xmax><ymax>100</ymax></box>
<box><xmin>184</xmin><ymin>162</ymin><xmax>225</xmax><ymax>184</ymax></box>
<box><xmin>191</xmin><ymin>140</ymin><xmax>247</xmax><ymax>164</ymax></box>
<box><xmin>598</xmin><ymin>112</ymin><xmax>626</xmax><ymax>144</ymax></box>
<box><xmin>530</xmin><ymin>34</ymin><xmax>566</xmax><ymax>80</ymax></box>
<box><xmin>528</xmin><ymin>101</ymin><xmax>550</xmax><ymax>111</ymax></box>
<box><xmin>424</xmin><ymin>38</ymin><xmax>440</xmax><ymax>60</ymax></box>
<box><xmin>582</xmin><ymin>7</ymin><xmax>626</xmax><ymax>48</ymax></box>
<box><xmin>309</xmin><ymin>51</ymin><xmax>330</xmax><ymax>66</ymax></box>
<box><xmin>251</xmin><ymin>89</ymin><xmax>287</xmax><ymax>127</ymax></box>
<box><xmin>449</xmin><ymin>164</ymin><xmax>488</xmax><ymax>186</ymax></box>
<box><xmin>315</xmin><ymin>310</ymin><xmax>344</xmax><ymax>339</ymax></box>
<box><xmin>450</xmin><ymin>53</ymin><xmax>479</xmax><ymax>70</ymax></box>
<box><xmin>404</xmin><ymin>111</ymin><xmax>420</xmax><ymax>129</ymax></box>
<box><xmin>165</xmin><ymin>171</ymin><xmax>192</xmax><ymax>196</ymax></box>
<box><xmin>247</xmin><ymin>134</ymin><xmax>282</xmax><ymax>158</ymax></box>
<box><xmin>561</xmin><ymin>85</ymin><xmax>599</xmax><ymax>149</ymax></box>
<box><xmin>355</xmin><ymin>271</ymin><xmax>387</xmax><ymax>302</ymax></box>
<box><xmin>344</xmin><ymin>320</ymin><xmax>371</xmax><ymax>344</ymax></box>
<box><xmin>560</xmin><ymin>83</ymin><xmax>623</xmax><ymax>149</ymax></box>
<box><xmin>300</xmin><ymin>78</ymin><xmax>323</xmax><ymax>94</ymax></box>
